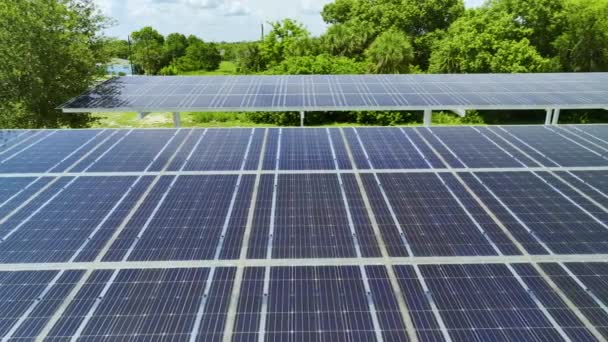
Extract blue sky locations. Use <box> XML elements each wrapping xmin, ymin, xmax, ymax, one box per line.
<box><xmin>95</xmin><ymin>0</ymin><xmax>486</xmax><ymax>42</ymax></box>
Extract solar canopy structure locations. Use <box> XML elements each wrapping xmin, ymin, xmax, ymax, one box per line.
<box><xmin>0</xmin><ymin>125</ymin><xmax>608</xmax><ymax>341</ymax></box>
<box><xmin>60</xmin><ymin>73</ymin><xmax>608</xmax><ymax>126</ymax></box>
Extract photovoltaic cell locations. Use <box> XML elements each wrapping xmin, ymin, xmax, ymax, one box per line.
<box><xmin>0</xmin><ymin>176</ymin><xmax>137</xmax><ymax>263</ymax></box>
<box><xmin>466</xmin><ymin>172</ymin><xmax>608</xmax><ymax>254</ymax></box>
<box><xmin>0</xmin><ymin>270</ymin><xmax>84</xmax><ymax>339</ymax></box>
<box><xmin>352</xmin><ymin>128</ymin><xmax>430</xmax><ymax>169</ymax></box>
<box><xmin>369</xmin><ymin>173</ymin><xmax>499</xmax><ymax>256</ymax></box>
<box><xmin>501</xmin><ymin>126</ymin><xmax>608</xmax><ymax>167</ymax></box>
<box><xmin>85</xmin><ymin>130</ymin><xmax>176</xmax><ymax>172</ymax></box>
<box><xmin>264</xmin><ymin>266</ymin><xmax>378</xmax><ymax>341</ymax></box>
<box><xmin>417</xmin><ymin>264</ymin><xmax>568</xmax><ymax>341</ymax></box>
<box><xmin>421</xmin><ymin>127</ymin><xmax>526</xmax><ymax>168</ymax></box>
<box><xmin>0</xmin><ymin>130</ymin><xmax>101</xmax><ymax>173</ymax></box>
<box><xmin>541</xmin><ymin>263</ymin><xmax>608</xmax><ymax>339</ymax></box>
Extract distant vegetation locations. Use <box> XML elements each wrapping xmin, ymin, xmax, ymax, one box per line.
<box><xmin>1</xmin><ymin>0</ymin><xmax>607</xmax><ymax>128</ymax></box>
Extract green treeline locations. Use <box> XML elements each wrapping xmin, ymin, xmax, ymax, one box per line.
<box><xmin>1</xmin><ymin>0</ymin><xmax>607</xmax><ymax>128</ymax></box>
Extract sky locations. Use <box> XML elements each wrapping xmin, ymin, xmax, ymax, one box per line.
<box><xmin>95</xmin><ymin>0</ymin><xmax>487</xmax><ymax>42</ymax></box>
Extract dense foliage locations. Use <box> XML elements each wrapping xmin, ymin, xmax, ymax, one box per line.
<box><xmin>1</xmin><ymin>0</ymin><xmax>607</xmax><ymax>128</ymax></box>
<box><xmin>0</xmin><ymin>0</ymin><xmax>109</xmax><ymax>128</ymax></box>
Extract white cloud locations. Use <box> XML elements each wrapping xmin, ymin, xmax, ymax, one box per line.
<box><xmin>223</xmin><ymin>0</ymin><xmax>251</xmax><ymax>16</ymax></box>
<box><xmin>95</xmin><ymin>0</ymin><xmax>484</xmax><ymax>41</ymax></box>
<box><xmin>300</xmin><ymin>0</ymin><xmax>331</xmax><ymax>15</ymax></box>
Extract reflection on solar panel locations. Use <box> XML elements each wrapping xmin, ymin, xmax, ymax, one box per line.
<box><xmin>0</xmin><ymin>125</ymin><xmax>607</xmax><ymax>341</ymax></box>
<box><xmin>60</xmin><ymin>74</ymin><xmax>608</xmax><ymax>112</ymax></box>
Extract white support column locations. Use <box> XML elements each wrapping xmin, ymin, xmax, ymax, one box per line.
<box><xmin>300</xmin><ymin>111</ymin><xmax>305</xmax><ymax>127</ymax></box>
<box><xmin>423</xmin><ymin>109</ymin><xmax>432</xmax><ymax>127</ymax></box>
<box><xmin>172</xmin><ymin>112</ymin><xmax>181</xmax><ymax>128</ymax></box>
<box><xmin>545</xmin><ymin>109</ymin><xmax>553</xmax><ymax>125</ymax></box>
<box><xmin>450</xmin><ymin>109</ymin><xmax>466</xmax><ymax>117</ymax></box>
<box><xmin>551</xmin><ymin>108</ymin><xmax>561</xmax><ymax>125</ymax></box>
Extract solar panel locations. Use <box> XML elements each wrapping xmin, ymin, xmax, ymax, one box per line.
<box><xmin>0</xmin><ymin>125</ymin><xmax>607</xmax><ymax>341</ymax></box>
<box><xmin>60</xmin><ymin>74</ymin><xmax>608</xmax><ymax>113</ymax></box>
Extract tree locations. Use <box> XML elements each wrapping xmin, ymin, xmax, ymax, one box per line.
<box><xmin>131</xmin><ymin>26</ymin><xmax>165</xmax><ymax>74</ymax></box>
<box><xmin>322</xmin><ymin>23</ymin><xmax>373</xmax><ymax>59</ymax></box>
<box><xmin>260</xmin><ymin>19</ymin><xmax>311</xmax><ymax>67</ymax></box>
<box><xmin>554</xmin><ymin>0</ymin><xmax>608</xmax><ymax>72</ymax></box>
<box><xmin>365</xmin><ymin>29</ymin><xmax>414</xmax><ymax>73</ymax></box>
<box><xmin>173</xmin><ymin>41</ymin><xmax>221</xmax><ymax>72</ymax></box>
<box><xmin>321</xmin><ymin>0</ymin><xmax>465</xmax><ymax>68</ymax></box>
<box><xmin>487</xmin><ymin>0</ymin><xmax>565</xmax><ymax>57</ymax></box>
<box><xmin>164</xmin><ymin>33</ymin><xmax>188</xmax><ymax>62</ymax></box>
<box><xmin>266</xmin><ymin>54</ymin><xmax>367</xmax><ymax>74</ymax></box>
<box><xmin>236</xmin><ymin>43</ymin><xmax>265</xmax><ymax>73</ymax></box>
<box><xmin>0</xmin><ymin>0</ymin><xmax>109</xmax><ymax>128</ymax></box>
<box><xmin>105</xmin><ymin>38</ymin><xmax>130</xmax><ymax>59</ymax></box>
<box><xmin>428</xmin><ymin>8</ymin><xmax>553</xmax><ymax>73</ymax></box>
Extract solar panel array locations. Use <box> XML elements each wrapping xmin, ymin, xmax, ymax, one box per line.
<box><xmin>0</xmin><ymin>125</ymin><xmax>607</xmax><ymax>341</ymax></box>
<box><xmin>60</xmin><ymin>73</ymin><xmax>608</xmax><ymax>113</ymax></box>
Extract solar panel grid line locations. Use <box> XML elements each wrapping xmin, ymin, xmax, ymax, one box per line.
<box><xmin>421</xmin><ymin>130</ymin><xmax>555</xmax><ymax>254</ymax></box>
<box><xmin>0</xmin><ymin>129</ymin><xmax>166</xmax><ymax>247</ymax></box>
<box><xmin>555</xmin><ymin>126</ymin><xmax>608</xmax><ymax>155</ymax></box>
<box><xmin>485</xmin><ymin>127</ymin><xmax>608</xmax><ymax>215</ymax></box>
<box><xmin>66</xmin><ymin>269</ymin><xmax>119</xmax><ymax>341</ymax></box>
<box><xmin>3</xmin><ymin>255</ymin><xmax>608</xmax><ymax>274</ymax></box>
<box><xmin>569</xmin><ymin>125</ymin><xmax>608</xmax><ymax>146</ymax></box>
<box><xmin>0</xmin><ymin>130</ymin><xmax>56</xmax><ymax>164</ymax></box>
<box><xmin>409</xmin><ymin>128</ymin><xmax>536</xmax><ymax>257</ymax></box>
<box><xmin>325</xmin><ymin>128</ymin><xmax>385</xmax><ymax>342</ymax></box>
<box><xmin>0</xmin><ymin>130</ymin><xmax>124</xmax><ymax>234</ymax></box>
<box><xmin>213</xmin><ymin>128</ymin><xmax>255</xmax><ymax>260</ymax></box>
<box><xmin>67</xmin><ymin>130</ymin><xmax>184</xmax><ymax>263</ymax></box>
<box><xmin>326</xmin><ymin>129</ymin><xmax>363</xmax><ymax>256</ymax></box>
<box><xmin>257</xmin><ymin>128</ymin><xmax>281</xmax><ymax>342</ymax></box>
<box><xmin>0</xmin><ymin>269</ymin><xmax>69</xmax><ymax>342</ymax></box>
<box><xmin>429</xmin><ymin>127</ymin><xmax>608</xmax><ymax>251</ymax></box>
<box><xmin>338</xmin><ymin>128</ymin><xmax>420</xmax><ymax>342</ymax></box>
<box><xmin>4</xmin><ymin>165</ymin><xmax>608</xmax><ymax>178</ymax></box>
<box><xmin>119</xmin><ymin>130</ymin><xmax>207</xmax><ymax>261</ymax></box>
<box><xmin>351</xmin><ymin>128</ymin><xmax>414</xmax><ymax>255</ymax></box>
<box><xmin>0</xmin><ymin>130</ymin><xmax>47</xmax><ymax>157</ymax></box>
<box><xmin>399</xmin><ymin>128</ymin><xmax>505</xmax><ymax>256</ymax></box>
<box><xmin>410</xmin><ymin>128</ymin><xmax>608</xmax><ymax>340</ymax></box>
<box><xmin>559</xmin><ymin>263</ymin><xmax>608</xmax><ymax>314</ymax></box>
<box><xmin>478</xmin><ymin>126</ymin><xmax>608</xmax><ymax>210</ymax></box>
<box><xmin>412</xmin><ymin>265</ymin><xmax>453</xmax><ymax>342</ymax></box>
<box><xmin>222</xmin><ymin>128</ymin><xmax>269</xmax><ymax>342</ymax></box>
<box><xmin>505</xmin><ymin>264</ymin><xmax>573</xmax><ymax>341</ymax></box>
<box><xmin>545</xmin><ymin>126</ymin><xmax>608</xmax><ymax>158</ymax></box>
<box><xmin>190</xmin><ymin>267</ymin><xmax>218</xmax><ymax>342</ymax></box>
<box><xmin>45</xmin><ymin>129</ymin><xmax>108</xmax><ymax>173</ymax></box>
<box><xmin>36</xmin><ymin>129</ymin><xmax>199</xmax><ymax>340</ymax></box>
<box><xmin>0</xmin><ymin>130</ymin><xmax>30</xmax><ymax>151</ymax></box>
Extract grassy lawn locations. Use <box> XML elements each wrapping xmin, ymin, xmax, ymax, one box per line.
<box><xmin>180</xmin><ymin>61</ymin><xmax>238</xmax><ymax>76</ymax></box>
<box><xmin>91</xmin><ymin>112</ymin><xmax>277</xmax><ymax>128</ymax></box>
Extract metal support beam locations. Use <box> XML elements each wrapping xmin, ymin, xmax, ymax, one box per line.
<box><xmin>423</xmin><ymin>109</ymin><xmax>432</xmax><ymax>127</ymax></box>
<box><xmin>173</xmin><ymin>112</ymin><xmax>181</xmax><ymax>128</ymax></box>
<box><xmin>450</xmin><ymin>109</ymin><xmax>466</xmax><ymax>117</ymax></box>
<box><xmin>545</xmin><ymin>109</ymin><xmax>553</xmax><ymax>125</ymax></box>
<box><xmin>137</xmin><ymin>112</ymin><xmax>150</xmax><ymax>120</ymax></box>
<box><xmin>300</xmin><ymin>111</ymin><xmax>305</xmax><ymax>127</ymax></box>
<box><xmin>551</xmin><ymin>108</ymin><xmax>561</xmax><ymax>125</ymax></box>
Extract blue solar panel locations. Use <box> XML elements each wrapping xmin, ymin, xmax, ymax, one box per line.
<box><xmin>465</xmin><ymin>172</ymin><xmax>608</xmax><ymax>254</ymax></box>
<box><xmin>61</xmin><ymin>74</ymin><xmax>608</xmax><ymax>113</ymax></box>
<box><xmin>0</xmin><ymin>125</ymin><xmax>607</xmax><ymax>341</ymax></box>
<box><xmin>0</xmin><ymin>176</ymin><xmax>138</xmax><ymax>263</ymax></box>
<box><xmin>0</xmin><ymin>270</ymin><xmax>84</xmax><ymax>340</ymax></box>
